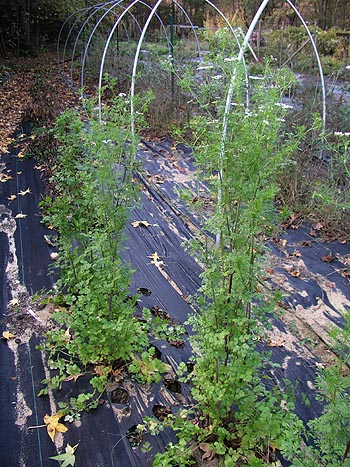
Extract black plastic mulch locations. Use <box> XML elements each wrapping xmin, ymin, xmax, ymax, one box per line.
<box><xmin>0</xmin><ymin>126</ymin><xmax>349</xmax><ymax>466</ymax></box>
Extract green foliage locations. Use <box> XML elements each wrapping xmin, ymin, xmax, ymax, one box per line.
<box><xmin>50</xmin><ymin>443</ymin><xmax>79</xmax><ymax>467</ymax></box>
<box><xmin>129</xmin><ymin>348</ymin><xmax>170</xmax><ymax>385</ymax></box>
<box><xmin>151</xmin><ymin>31</ymin><xmax>305</xmax><ymax>465</ymax></box>
<box><xmin>39</xmin><ymin>88</ymin><xmax>150</xmax><ymax>415</ymax></box>
<box><xmin>283</xmin><ymin>312</ymin><xmax>350</xmax><ymax>466</ymax></box>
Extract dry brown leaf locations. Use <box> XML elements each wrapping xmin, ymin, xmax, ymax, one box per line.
<box><xmin>7</xmin><ymin>194</ymin><xmax>17</xmax><ymax>202</ymax></box>
<box><xmin>64</xmin><ymin>373</ymin><xmax>84</xmax><ymax>383</ymax></box>
<box><xmin>321</xmin><ymin>254</ymin><xmax>335</xmax><ymax>263</ymax></box>
<box><xmin>44</xmin><ymin>235</ymin><xmax>55</xmax><ymax>247</ymax></box>
<box><xmin>313</xmin><ymin>222</ymin><xmax>323</xmax><ymax>231</ymax></box>
<box><xmin>267</xmin><ymin>337</ymin><xmax>285</xmax><ymax>347</ymax></box>
<box><xmin>18</xmin><ymin>187</ymin><xmax>31</xmax><ymax>196</ymax></box>
<box><xmin>199</xmin><ymin>443</ymin><xmax>216</xmax><ymax>461</ymax></box>
<box><xmin>280</xmin><ymin>239</ymin><xmax>287</xmax><ymax>248</ymax></box>
<box><xmin>44</xmin><ymin>412</ymin><xmax>68</xmax><ymax>442</ymax></box>
<box><xmin>94</xmin><ymin>365</ymin><xmax>107</xmax><ymax>377</ymax></box>
<box><xmin>291</xmin><ymin>269</ymin><xmax>301</xmax><ymax>277</ymax></box>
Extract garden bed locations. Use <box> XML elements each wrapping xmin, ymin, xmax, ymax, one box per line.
<box><xmin>1</xmin><ymin>125</ymin><xmax>349</xmax><ymax>466</ymax></box>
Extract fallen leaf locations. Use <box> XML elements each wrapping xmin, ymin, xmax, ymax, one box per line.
<box><xmin>7</xmin><ymin>194</ymin><xmax>17</xmax><ymax>202</ymax></box>
<box><xmin>8</xmin><ymin>298</ymin><xmax>19</xmax><ymax>307</ymax></box>
<box><xmin>280</xmin><ymin>239</ymin><xmax>287</xmax><ymax>248</ymax></box>
<box><xmin>2</xmin><ymin>331</ymin><xmax>16</xmax><ymax>340</ymax></box>
<box><xmin>48</xmin><ymin>224</ymin><xmax>55</xmax><ymax>230</ymax></box>
<box><xmin>291</xmin><ymin>269</ymin><xmax>301</xmax><ymax>277</ymax></box>
<box><xmin>199</xmin><ymin>443</ymin><xmax>216</xmax><ymax>461</ymax></box>
<box><xmin>15</xmin><ymin>213</ymin><xmax>27</xmax><ymax>219</ymax></box>
<box><xmin>300</xmin><ymin>240</ymin><xmax>313</xmax><ymax>247</ymax></box>
<box><xmin>50</xmin><ymin>252</ymin><xmax>59</xmax><ymax>260</ymax></box>
<box><xmin>168</xmin><ymin>339</ymin><xmax>184</xmax><ymax>347</ymax></box>
<box><xmin>17</xmin><ymin>151</ymin><xmax>25</xmax><ymax>158</ymax></box>
<box><xmin>131</xmin><ymin>220</ymin><xmax>156</xmax><ymax>228</ymax></box>
<box><xmin>0</xmin><ymin>173</ymin><xmax>13</xmax><ymax>182</ymax></box>
<box><xmin>313</xmin><ymin>222</ymin><xmax>323</xmax><ymax>231</ymax></box>
<box><xmin>63</xmin><ymin>328</ymin><xmax>71</xmax><ymax>343</ymax></box>
<box><xmin>280</xmin><ymin>400</ymin><xmax>289</xmax><ymax>411</ymax></box>
<box><xmin>94</xmin><ymin>365</ymin><xmax>107</xmax><ymax>377</ymax></box>
<box><xmin>44</xmin><ymin>235</ymin><xmax>55</xmax><ymax>247</ymax></box>
<box><xmin>267</xmin><ymin>337</ymin><xmax>285</xmax><ymax>347</ymax></box>
<box><xmin>64</xmin><ymin>373</ymin><xmax>84</xmax><ymax>383</ymax></box>
<box><xmin>18</xmin><ymin>187</ymin><xmax>31</xmax><ymax>196</ymax></box>
<box><xmin>148</xmin><ymin>252</ymin><xmax>164</xmax><ymax>268</ymax></box>
<box><xmin>320</xmin><ymin>254</ymin><xmax>335</xmax><ymax>263</ymax></box>
<box><xmin>44</xmin><ymin>412</ymin><xmax>68</xmax><ymax>442</ymax></box>
<box><xmin>17</xmin><ymin>171</ymin><xmax>22</xmax><ymax>175</ymax></box>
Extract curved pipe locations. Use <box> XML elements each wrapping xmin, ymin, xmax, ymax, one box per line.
<box><xmin>70</xmin><ymin>2</ymin><xmax>120</xmax><ymax>85</ymax></box>
<box><xmin>286</xmin><ymin>0</ymin><xmax>326</xmax><ymax>134</ymax></box>
<box><xmin>57</xmin><ymin>6</ymin><xmax>93</xmax><ymax>77</ymax></box>
<box><xmin>99</xmin><ymin>0</ymin><xmax>169</xmax><ymax>122</ymax></box>
<box><xmin>81</xmin><ymin>1</ymin><xmax>143</xmax><ymax>93</ymax></box>
<box><xmin>61</xmin><ymin>8</ymin><xmax>91</xmax><ymax>84</ymax></box>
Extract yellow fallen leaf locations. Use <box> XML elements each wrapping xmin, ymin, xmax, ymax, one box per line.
<box><xmin>17</xmin><ymin>151</ymin><xmax>25</xmax><ymax>159</ymax></box>
<box><xmin>8</xmin><ymin>298</ymin><xmax>19</xmax><ymax>307</ymax></box>
<box><xmin>44</xmin><ymin>412</ymin><xmax>68</xmax><ymax>442</ymax></box>
<box><xmin>148</xmin><ymin>252</ymin><xmax>164</xmax><ymax>268</ymax></box>
<box><xmin>48</xmin><ymin>224</ymin><xmax>55</xmax><ymax>230</ymax></box>
<box><xmin>7</xmin><ymin>195</ymin><xmax>17</xmax><ymax>202</ymax></box>
<box><xmin>15</xmin><ymin>213</ymin><xmax>27</xmax><ymax>219</ymax></box>
<box><xmin>0</xmin><ymin>173</ymin><xmax>13</xmax><ymax>182</ymax></box>
<box><xmin>18</xmin><ymin>188</ymin><xmax>31</xmax><ymax>196</ymax></box>
<box><xmin>2</xmin><ymin>331</ymin><xmax>16</xmax><ymax>340</ymax></box>
<box><xmin>131</xmin><ymin>220</ymin><xmax>157</xmax><ymax>228</ymax></box>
